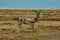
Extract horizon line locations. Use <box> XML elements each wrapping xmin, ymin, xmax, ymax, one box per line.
<box><xmin>0</xmin><ymin>8</ymin><xmax>60</xmax><ymax>10</ymax></box>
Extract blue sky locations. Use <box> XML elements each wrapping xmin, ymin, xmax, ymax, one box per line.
<box><xmin>0</xmin><ymin>0</ymin><xmax>60</xmax><ymax>8</ymax></box>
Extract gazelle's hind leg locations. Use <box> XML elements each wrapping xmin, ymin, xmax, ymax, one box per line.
<box><xmin>17</xmin><ymin>22</ymin><xmax>22</xmax><ymax>32</ymax></box>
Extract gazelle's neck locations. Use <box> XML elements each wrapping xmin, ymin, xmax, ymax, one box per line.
<box><xmin>34</xmin><ymin>14</ymin><xmax>39</xmax><ymax>22</ymax></box>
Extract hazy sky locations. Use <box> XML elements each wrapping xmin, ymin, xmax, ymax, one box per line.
<box><xmin>0</xmin><ymin>0</ymin><xmax>60</xmax><ymax>8</ymax></box>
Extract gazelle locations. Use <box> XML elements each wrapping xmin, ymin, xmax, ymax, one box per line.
<box><xmin>17</xmin><ymin>10</ymin><xmax>42</xmax><ymax>34</ymax></box>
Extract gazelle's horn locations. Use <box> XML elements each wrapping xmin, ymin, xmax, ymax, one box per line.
<box><xmin>33</xmin><ymin>10</ymin><xmax>38</xmax><ymax>13</ymax></box>
<box><xmin>39</xmin><ymin>10</ymin><xmax>42</xmax><ymax>13</ymax></box>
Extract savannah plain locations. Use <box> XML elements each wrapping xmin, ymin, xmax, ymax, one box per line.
<box><xmin>0</xmin><ymin>8</ymin><xmax>60</xmax><ymax>40</ymax></box>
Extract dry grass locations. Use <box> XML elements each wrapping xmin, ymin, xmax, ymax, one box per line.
<box><xmin>0</xmin><ymin>8</ymin><xmax>60</xmax><ymax>40</ymax></box>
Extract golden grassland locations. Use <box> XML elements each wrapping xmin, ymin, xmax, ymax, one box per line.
<box><xmin>0</xmin><ymin>8</ymin><xmax>60</xmax><ymax>40</ymax></box>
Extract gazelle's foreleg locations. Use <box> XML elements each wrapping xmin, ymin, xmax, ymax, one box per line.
<box><xmin>31</xmin><ymin>23</ymin><xmax>34</xmax><ymax>35</ymax></box>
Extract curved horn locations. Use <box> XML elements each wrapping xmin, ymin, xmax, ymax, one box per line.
<box><xmin>33</xmin><ymin>10</ymin><xmax>42</xmax><ymax>13</ymax></box>
<box><xmin>39</xmin><ymin>10</ymin><xmax>42</xmax><ymax>13</ymax></box>
<box><xmin>33</xmin><ymin>10</ymin><xmax>38</xmax><ymax>13</ymax></box>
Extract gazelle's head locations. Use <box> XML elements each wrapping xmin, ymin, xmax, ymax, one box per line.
<box><xmin>33</xmin><ymin>10</ymin><xmax>42</xmax><ymax>18</ymax></box>
<box><xmin>33</xmin><ymin>10</ymin><xmax>42</xmax><ymax>22</ymax></box>
<box><xmin>33</xmin><ymin>10</ymin><xmax>42</xmax><ymax>15</ymax></box>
